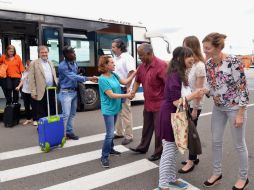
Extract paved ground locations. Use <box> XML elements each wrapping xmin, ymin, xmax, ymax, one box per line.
<box><xmin>0</xmin><ymin>68</ymin><xmax>254</xmax><ymax>190</ymax></box>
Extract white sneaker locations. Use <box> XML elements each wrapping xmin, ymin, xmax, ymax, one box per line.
<box><xmin>33</xmin><ymin>121</ymin><xmax>38</xmax><ymax>126</ymax></box>
<box><xmin>23</xmin><ymin>119</ymin><xmax>33</xmax><ymax>125</ymax></box>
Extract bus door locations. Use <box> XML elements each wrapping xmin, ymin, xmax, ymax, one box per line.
<box><xmin>39</xmin><ymin>24</ymin><xmax>63</xmax><ymax>66</ymax></box>
<box><xmin>2</xmin><ymin>35</ymin><xmax>25</xmax><ymax>63</ymax></box>
<box><xmin>1</xmin><ymin>34</ymin><xmax>38</xmax><ymax>64</ymax></box>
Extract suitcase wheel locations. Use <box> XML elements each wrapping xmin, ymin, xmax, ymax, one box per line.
<box><xmin>61</xmin><ymin>137</ymin><xmax>66</xmax><ymax>148</ymax></box>
<box><xmin>42</xmin><ymin>142</ymin><xmax>51</xmax><ymax>153</ymax></box>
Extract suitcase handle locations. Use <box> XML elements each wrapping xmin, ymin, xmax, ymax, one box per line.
<box><xmin>46</xmin><ymin>87</ymin><xmax>58</xmax><ymax>119</ymax></box>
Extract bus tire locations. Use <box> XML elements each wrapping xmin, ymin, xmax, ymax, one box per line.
<box><xmin>84</xmin><ymin>86</ymin><xmax>100</xmax><ymax>111</ymax></box>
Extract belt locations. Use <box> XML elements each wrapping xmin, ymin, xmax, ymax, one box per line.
<box><xmin>61</xmin><ymin>88</ymin><xmax>77</xmax><ymax>91</ymax></box>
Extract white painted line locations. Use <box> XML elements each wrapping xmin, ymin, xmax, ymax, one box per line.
<box><xmin>200</xmin><ymin>112</ymin><xmax>212</xmax><ymax>117</ymax></box>
<box><xmin>153</xmin><ymin>178</ymin><xmax>200</xmax><ymax>190</ymax></box>
<box><xmin>1</xmin><ymin>104</ymin><xmax>254</xmax><ymax>161</ymax></box>
<box><xmin>199</xmin><ymin>103</ymin><xmax>254</xmax><ymax>117</ymax></box>
<box><xmin>40</xmin><ymin>159</ymin><xmax>158</xmax><ymax>190</ymax></box>
<box><xmin>178</xmin><ymin>178</ymin><xmax>200</xmax><ymax>190</ymax></box>
<box><xmin>0</xmin><ymin>145</ymin><xmax>128</xmax><ymax>182</ymax></box>
<box><xmin>0</xmin><ymin>126</ymin><xmax>142</xmax><ymax>161</ymax></box>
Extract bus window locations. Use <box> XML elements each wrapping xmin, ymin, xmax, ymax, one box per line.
<box><xmin>70</xmin><ymin>39</ymin><xmax>95</xmax><ymax>67</ymax></box>
<box><xmin>29</xmin><ymin>46</ymin><xmax>38</xmax><ymax>61</ymax></box>
<box><xmin>0</xmin><ymin>39</ymin><xmax>2</xmax><ymax>55</ymax></box>
<box><xmin>11</xmin><ymin>39</ymin><xmax>23</xmax><ymax>60</ymax></box>
<box><xmin>136</xmin><ymin>43</ymin><xmax>143</xmax><ymax>66</ymax></box>
<box><xmin>43</xmin><ymin>28</ymin><xmax>60</xmax><ymax>66</ymax></box>
<box><xmin>97</xmin><ymin>33</ymin><xmax>131</xmax><ymax>57</ymax></box>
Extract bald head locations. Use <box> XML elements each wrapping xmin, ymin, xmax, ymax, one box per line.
<box><xmin>137</xmin><ymin>43</ymin><xmax>154</xmax><ymax>64</ymax></box>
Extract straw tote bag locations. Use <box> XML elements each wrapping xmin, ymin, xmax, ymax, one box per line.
<box><xmin>171</xmin><ymin>97</ymin><xmax>188</xmax><ymax>154</ymax></box>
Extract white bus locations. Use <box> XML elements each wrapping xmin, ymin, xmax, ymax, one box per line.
<box><xmin>0</xmin><ymin>2</ymin><xmax>171</xmax><ymax>111</ymax></box>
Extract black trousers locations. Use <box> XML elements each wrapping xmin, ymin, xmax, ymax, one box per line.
<box><xmin>35</xmin><ymin>90</ymin><xmax>56</xmax><ymax>120</ymax></box>
<box><xmin>6</xmin><ymin>77</ymin><xmax>20</xmax><ymax>105</ymax></box>
<box><xmin>22</xmin><ymin>92</ymin><xmax>36</xmax><ymax>120</ymax></box>
<box><xmin>189</xmin><ymin>108</ymin><xmax>202</xmax><ymax>161</ymax></box>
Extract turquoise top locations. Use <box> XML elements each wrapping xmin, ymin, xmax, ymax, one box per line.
<box><xmin>98</xmin><ymin>72</ymin><xmax>122</xmax><ymax>115</ymax></box>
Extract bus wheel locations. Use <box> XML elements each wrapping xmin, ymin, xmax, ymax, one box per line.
<box><xmin>84</xmin><ymin>86</ymin><xmax>100</xmax><ymax>110</ymax></box>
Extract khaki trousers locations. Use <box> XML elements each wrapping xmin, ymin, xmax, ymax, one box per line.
<box><xmin>115</xmin><ymin>99</ymin><xmax>133</xmax><ymax>139</ymax></box>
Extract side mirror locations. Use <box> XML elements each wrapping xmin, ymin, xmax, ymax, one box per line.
<box><xmin>145</xmin><ymin>32</ymin><xmax>172</xmax><ymax>54</ymax></box>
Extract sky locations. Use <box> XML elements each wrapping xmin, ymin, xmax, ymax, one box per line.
<box><xmin>1</xmin><ymin>0</ymin><xmax>254</xmax><ymax>55</ymax></box>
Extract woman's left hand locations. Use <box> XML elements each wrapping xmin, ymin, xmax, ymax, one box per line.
<box><xmin>173</xmin><ymin>98</ymin><xmax>183</xmax><ymax>107</ymax></box>
<box><xmin>191</xmin><ymin>109</ymin><xmax>198</xmax><ymax>120</ymax></box>
<box><xmin>235</xmin><ymin>114</ymin><xmax>244</xmax><ymax>128</ymax></box>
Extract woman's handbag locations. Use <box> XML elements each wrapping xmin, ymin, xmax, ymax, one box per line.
<box><xmin>171</xmin><ymin>97</ymin><xmax>189</xmax><ymax>154</ymax></box>
<box><xmin>0</xmin><ymin>63</ymin><xmax>7</xmax><ymax>78</ymax></box>
<box><xmin>186</xmin><ymin>104</ymin><xmax>202</xmax><ymax>155</ymax></box>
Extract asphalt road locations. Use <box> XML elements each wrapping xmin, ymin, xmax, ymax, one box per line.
<box><xmin>1</xmin><ymin>69</ymin><xmax>254</xmax><ymax>190</ymax></box>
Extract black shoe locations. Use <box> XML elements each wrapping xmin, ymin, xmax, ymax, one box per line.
<box><xmin>178</xmin><ymin>164</ymin><xmax>195</xmax><ymax>174</ymax></box>
<box><xmin>181</xmin><ymin>158</ymin><xmax>199</xmax><ymax>165</ymax></box>
<box><xmin>232</xmin><ymin>178</ymin><xmax>249</xmax><ymax>190</ymax></box>
<box><xmin>66</xmin><ymin>133</ymin><xmax>79</xmax><ymax>140</ymax></box>
<box><xmin>129</xmin><ymin>147</ymin><xmax>146</xmax><ymax>154</ymax></box>
<box><xmin>121</xmin><ymin>138</ymin><xmax>133</xmax><ymax>145</ymax></box>
<box><xmin>101</xmin><ymin>159</ymin><xmax>109</xmax><ymax>168</ymax></box>
<box><xmin>110</xmin><ymin>149</ymin><xmax>121</xmax><ymax>156</ymax></box>
<box><xmin>113</xmin><ymin>134</ymin><xmax>124</xmax><ymax>139</ymax></box>
<box><xmin>203</xmin><ymin>174</ymin><xmax>222</xmax><ymax>188</ymax></box>
<box><xmin>148</xmin><ymin>154</ymin><xmax>161</xmax><ymax>161</ymax></box>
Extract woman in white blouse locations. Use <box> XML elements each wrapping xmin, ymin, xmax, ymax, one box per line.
<box><xmin>16</xmin><ymin>60</ymin><xmax>36</xmax><ymax>125</ymax></box>
<box><xmin>178</xmin><ymin>36</ymin><xmax>206</xmax><ymax>174</ymax></box>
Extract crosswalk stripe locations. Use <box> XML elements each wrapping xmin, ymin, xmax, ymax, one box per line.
<box><xmin>0</xmin><ymin>145</ymin><xmax>129</xmax><ymax>182</ymax></box>
<box><xmin>0</xmin><ymin>126</ymin><xmax>142</xmax><ymax>161</ymax></box>
<box><xmin>153</xmin><ymin>178</ymin><xmax>200</xmax><ymax>190</ymax></box>
<box><xmin>199</xmin><ymin>103</ymin><xmax>254</xmax><ymax>117</ymax></box>
<box><xmin>40</xmin><ymin>159</ymin><xmax>158</xmax><ymax>190</ymax></box>
<box><xmin>2</xmin><ymin>105</ymin><xmax>254</xmax><ymax>161</ymax></box>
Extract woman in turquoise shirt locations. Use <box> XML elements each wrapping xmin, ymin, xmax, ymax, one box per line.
<box><xmin>98</xmin><ymin>55</ymin><xmax>136</xmax><ymax>168</ymax></box>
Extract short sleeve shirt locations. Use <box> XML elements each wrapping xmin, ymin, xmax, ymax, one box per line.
<box><xmin>135</xmin><ymin>56</ymin><xmax>167</xmax><ymax>112</ymax></box>
<box><xmin>114</xmin><ymin>52</ymin><xmax>136</xmax><ymax>87</ymax></box>
<box><xmin>114</xmin><ymin>52</ymin><xmax>136</xmax><ymax>79</ymax></box>
<box><xmin>188</xmin><ymin>61</ymin><xmax>206</xmax><ymax>109</ymax></box>
<box><xmin>98</xmin><ymin>73</ymin><xmax>122</xmax><ymax>115</ymax></box>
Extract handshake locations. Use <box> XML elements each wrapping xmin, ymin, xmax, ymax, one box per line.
<box><xmin>194</xmin><ymin>87</ymin><xmax>209</xmax><ymax>98</ymax></box>
<box><xmin>126</xmin><ymin>91</ymin><xmax>135</xmax><ymax>100</ymax></box>
<box><xmin>173</xmin><ymin>88</ymin><xmax>209</xmax><ymax>107</ymax></box>
<box><xmin>87</xmin><ymin>76</ymin><xmax>98</xmax><ymax>83</ymax></box>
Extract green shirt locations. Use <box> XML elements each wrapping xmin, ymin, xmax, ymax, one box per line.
<box><xmin>98</xmin><ymin>72</ymin><xmax>122</xmax><ymax>115</ymax></box>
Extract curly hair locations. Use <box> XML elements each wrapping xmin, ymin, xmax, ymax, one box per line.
<box><xmin>98</xmin><ymin>55</ymin><xmax>112</xmax><ymax>73</ymax></box>
<box><xmin>168</xmin><ymin>47</ymin><xmax>193</xmax><ymax>86</ymax></box>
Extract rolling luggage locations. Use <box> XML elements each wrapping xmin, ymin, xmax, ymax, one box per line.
<box><xmin>38</xmin><ymin>87</ymin><xmax>66</xmax><ymax>152</ymax></box>
<box><xmin>3</xmin><ymin>103</ymin><xmax>21</xmax><ymax>127</ymax></box>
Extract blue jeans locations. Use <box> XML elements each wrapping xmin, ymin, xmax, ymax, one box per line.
<box><xmin>101</xmin><ymin>114</ymin><xmax>118</xmax><ymax>160</ymax></box>
<box><xmin>59</xmin><ymin>90</ymin><xmax>77</xmax><ymax>134</ymax></box>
